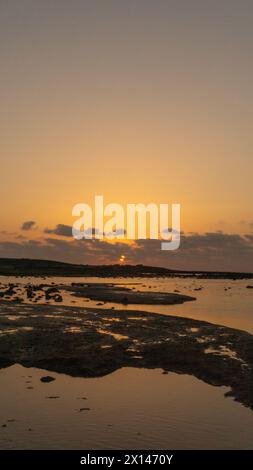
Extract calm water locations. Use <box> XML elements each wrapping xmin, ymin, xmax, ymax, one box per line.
<box><xmin>1</xmin><ymin>365</ymin><xmax>253</xmax><ymax>450</ymax></box>
<box><xmin>1</xmin><ymin>275</ymin><xmax>253</xmax><ymax>332</ymax></box>
<box><xmin>0</xmin><ymin>276</ymin><xmax>253</xmax><ymax>449</ymax></box>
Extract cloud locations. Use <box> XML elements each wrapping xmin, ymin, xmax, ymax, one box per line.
<box><xmin>0</xmin><ymin>232</ymin><xmax>252</xmax><ymax>272</ymax></box>
<box><xmin>21</xmin><ymin>221</ymin><xmax>36</xmax><ymax>231</ymax></box>
<box><xmin>104</xmin><ymin>228</ymin><xmax>126</xmax><ymax>237</ymax></box>
<box><xmin>126</xmin><ymin>232</ymin><xmax>253</xmax><ymax>272</ymax></box>
<box><xmin>239</xmin><ymin>221</ymin><xmax>253</xmax><ymax>229</ymax></box>
<box><xmin>16</xmin><ymin>234</ymin><xmax>26</xmax><ymax>240</ymax></box>
<box><xmin>45</xmin><ymin>225</ymin><xmax>108</xmax><ymax>238</ymax></box>
<box><xmin>84</xmin><ymin>228</ymin><xmax>104</xmax><ymax>237</ymax></box>
<box><xmin>44</xmin><ymin>224</ymin><xmax>73</xmax><ymax>237</ymax></box>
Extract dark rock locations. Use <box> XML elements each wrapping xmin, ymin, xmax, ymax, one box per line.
<box><xmin>45</xmin><ymin>287</ymin><xmax>59</xmax><ymax>295</ymax></box>
<box><xmin>40</xmin><ymin>376</ymin><xmax>55</xmax><ymax>383</ymax></box>
<box><xmin>45</xmin><ymin>287</ymin><xmax>60</xmax><ymax>300</ymax></box>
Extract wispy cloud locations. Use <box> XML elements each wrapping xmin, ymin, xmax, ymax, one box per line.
<box><xmin>21</xmin><ymin>221</ymin><xmax>36</xmax><ymax>231</ymax></box>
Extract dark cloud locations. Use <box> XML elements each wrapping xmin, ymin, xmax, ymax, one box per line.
<box><xmin>16</xmin><ymin>234</ymin><xmax>26</xmax><ymax>240</ymax></box>
<box><xmin>44</xmin><ymin>225</ymin><xmax>102</xmax><ymax>238</ymax></box>
<box><xmin>0</xmin><ymin>232</ymin><xmax>252</xmax><ymax>272</ymax></box>
<box><xmin>134</xmin><ymin>233</ymin><xmax>253</xmax><ymax>270</ymax></box>
<box><xmin>104</xmin><ymin>228</ymin><xmax>126</xmax><ymax>237</ymax></box>
<box><xmin>84</xmin><ymin>228</ymin><xmax>104</xmax><ymax>237</ymax></box>
<box><xmin>44</xmin><ymin>224</ymin><xmax>73</xmax><ymax>237</ymax></box>
<box><xmin>21</xmin><ymin>221</ymin><xmax>36</xmax><ymax>231</ymax></box>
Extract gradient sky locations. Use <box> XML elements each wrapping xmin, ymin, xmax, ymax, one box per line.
<box><xmin>1</xmin><ymin>0</ymin><xmax>253</xmax><ymax>269</ymax></box>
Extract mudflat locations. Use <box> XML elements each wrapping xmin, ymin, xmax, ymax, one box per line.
<box><xmin>0</xmin><ymin>300</ymin><xmax>253</xmax><ymax>410</ymax></box>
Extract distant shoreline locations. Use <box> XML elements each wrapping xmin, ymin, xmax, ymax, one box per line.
<box><xmin>0</xmin><ymin>258</ymin><xmax>253</xmax><ymax>279</ymax></box>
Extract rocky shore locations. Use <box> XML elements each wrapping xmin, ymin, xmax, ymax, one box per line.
<box><xmin>0</xmin><ymin>300</ymin><xmax>253</xmax><ymax>410</ymax></box>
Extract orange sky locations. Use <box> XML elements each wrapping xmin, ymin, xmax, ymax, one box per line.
<box><xmin>1</xmin><ymin>1</ymin><xmax>253</xmax><ymax>267</ymax></box>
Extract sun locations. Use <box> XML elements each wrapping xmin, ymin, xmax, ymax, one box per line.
<box><xmin>119</xmin><ymin>255</ymin><xmax>126</xmax><ymax>264</ymax></box>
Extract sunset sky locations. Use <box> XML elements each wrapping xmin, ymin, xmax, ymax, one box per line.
<box><xmin>1</xmin><ymin>0</ymin><xmax>253</xmax><ymax>271</ymax></box>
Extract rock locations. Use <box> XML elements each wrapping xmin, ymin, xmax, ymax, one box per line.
<box><xmin>40</xmin><ymin>376</ymin><xmax>55</xmax><ymax>383</ymax></box>
<box><xmin>45</xmin><ymin>287</ymin><xmax>59</xmax><ymax>295</ymax></box>
<box><xmin>26</xmin><ymin>285</ymin><xmax>34</xmax><ymax>299</ymax></box>
<box><xmin>246</xmin><ymin>285</ymin><xmax>253</xmax><ymax>289</ymax></box>
<box><xmin>69</xmin><ymin>284</ymin><xmax>196</xmax><ymax>305</ymax></box>
<box><xmin>45</xmin><ymin>287</ymin><xmax>60</xmax><ymax>300</ymax></box>
<box><xmin>0</xmin><ymin>286</ymin><xmax>16</xmax><ymax>298</ymax></box>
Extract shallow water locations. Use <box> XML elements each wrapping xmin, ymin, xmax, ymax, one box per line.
<box><xmin>1</xmin><ymin>276</ymin><xmax>253</xmax><ymax>332</ymax></box>
<box><xmin>0</xmin><ymin>275</ymin><xmax>253</xmax><ymax>449</ymax></box>
<box><xmin>1</xmin><ymin>365</ymin><xmax>253</xmax><ymax>450</ymax></box>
